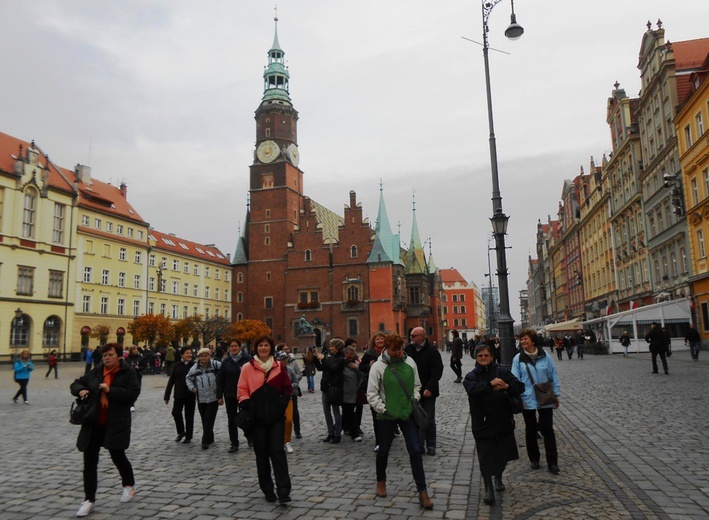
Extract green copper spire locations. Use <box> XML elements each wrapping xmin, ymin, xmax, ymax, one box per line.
<box><xmin>262</xmin><ymin>11</ymin><xmax>291</xmax><ymax>103</ymax></box>
<box><xmin>404</xmin><ymin>193</ymin><xmax>427</xmax><ymax>274</ymax></box>
<box><xmin>368</xmin><ymin>181</ymin><xmax>402</xmax><ymax>265</ymax></box>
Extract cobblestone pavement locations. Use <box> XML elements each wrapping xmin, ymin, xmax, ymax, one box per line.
<box><xmin>1</xmin><ymin>349</ymin><xmax>708</xmax><ymax>519</ymax></box>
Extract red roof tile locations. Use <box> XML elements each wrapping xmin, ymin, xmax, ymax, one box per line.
<box><xmin>673</xmin><ymin>38</ymin><xmax>709</xmax><ymax>106</ymax></box>
<box><xmin>150</xmin><ymin>229</ymin><xmax>230</xmax><ymax>266</ymax></box>
<box><xmin>439</xmin><ymin>268</ymin><xmax>467</xmax><ymax>284</ymax></box>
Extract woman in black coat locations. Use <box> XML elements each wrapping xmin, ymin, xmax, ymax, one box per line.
<box><xmin>70</xmin><ymin>343</ymin><xmax>140</xmax><ymax>517</ymax></box>
<box><xmin>463</xmin><ymin>343</ymin><xmax>524</xmax><ymax>506</ymax></box>
<box><xmin>164</xmin><ymin>346</ymin><xmax>196</xmax><ymax>443</ymax></box>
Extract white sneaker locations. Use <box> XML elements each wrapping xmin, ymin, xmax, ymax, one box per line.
<box><xmin>76</xmin><ymin>500</ymin><xmax>94</xmax><ymax>517</ymax></box>
<box><xmin>353</xmin><ymin>436</ymin><xmax>363</xmax><ymax>442</ymax></box>
<box><xmin>130</xmin><ymin>406</ymin><xmax>135</xmax><ymax>412</ymax></box>
<box><xmin>120</xmin><ymin>485</ymin><xmax>136</xmax><ymax>503</ymax></box>
<box><xmin>284</xmin><ymin>442</ymin><xmax>294</xmax><ymax>453</ymax></box>
<box><xmin>374</xmin><ymin>444</ymin><xmax>379</xmax><ymax>452</ymax></box>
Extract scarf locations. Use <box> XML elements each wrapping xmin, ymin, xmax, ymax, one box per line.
<box><xmin>230</xmin><ymin>351</ymin><xmax>244</xmax><ymax>363</ymax></box>
<box><xmin>255</xmin><ymin>356</ymin><xmax>274</xmax><ymax>373</ymax></box>
<box><xmin>472</xmin><ymin>360</ymin><xmax>498</xmax><ymax>375</ymax></box>
<box><xmin>99</xmin><ymin>364</ymin><xmax>120</xmax><ymax>425</ymax></box>
<box><xmin>526</xmin><ymin>348</ymin><xmax>539</xmax><ymax>361</ymax></box>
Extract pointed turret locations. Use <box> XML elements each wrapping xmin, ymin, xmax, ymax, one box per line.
<box><xmin>404</xmin><ymin>194</ymin><xmax>427</xmax><ymax>274</ymax></box>
<box><xmin>368</xmin><ymin>181</ymin><xmax>401</xmax><ymax>265</ymax></box>
<box><xmin>262</xmin><ymin>14</ymin><xmax>291</xmax><ymax>103</ymax></box>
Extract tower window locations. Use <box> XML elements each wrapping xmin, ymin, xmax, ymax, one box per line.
<box><xmin>350</xmin><ymin>245</ymin><xmax>358</xmax><ymax>258</ymax></box>
<box><xmin>265</xmin><ymin>128</ymin><xmax>271</xmax><ymax>137</ymax></box>
<box><xmin>305</xmin><ymin>249</ymin><xmax>312</xmax><ymax>262</ymax></box>
<box><xmin>264</xmin><ymin>237</ymin><xmax>270</xmax><ymax>246</ymax></box>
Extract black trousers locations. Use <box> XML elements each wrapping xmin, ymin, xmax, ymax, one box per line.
<box><xmin>13</xmin><ymin>379</ymin><xmax>29</xmax><ymax>401</ymax></box>
<box><xmin>83</xmin><ymin>425</ymin><xmax>134</xmax><ymax>502</ymax></box>
<box><xmin>342</xmin><ymin>402</ymin><xmax>363</xmax><ymax>437</ymax></box>
<box><xmin>171</xmin><ymin>397</ymin><xmax>196</xmax><ymax>439</ymax></box>
<box><xmin>450</xmin><ymin>358</ymin><xmax>462</xmax><ymax>379</ymax></box>
<box><xmin>197</xmin><ymin>401</ymin><xmax>219</xmax><ymax>445</ymax></box>
<box><xmin>651</xmin><ymin>348</ymin><xmax>668</xmax><ymax>373</ymax></box>
<box><xmin>251</xmin><ymin>418</ymin><xmax>291</xmax><ymax>499</ymax></box>
<box><xmin>292</xmin><ymin>395</ymin><xmax>301</xmax><ymax>436</ymax></box>
<box><xmin>45</xmin><ymin>365</ymin><xmax>58</xmax><ymax>378</ymax></box>
<box><xmin>224</xmin><ymin>397</ymin><xmax>240</xmax><ymax>447</ymax></box>
<box><xmin>522</xmin><ymin>408</ymin><xmax>557</xmax><ymax>467</ymax></box>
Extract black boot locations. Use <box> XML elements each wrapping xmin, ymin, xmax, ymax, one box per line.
<box><xmin>483</xmin><ymin>475</ymin><xmax>495</xmax><ymax>505</ymax></box>
<box><xmin>494</xmin><ymin>474</ymin><xmax>505</xmax><ymax>492</ymax></box>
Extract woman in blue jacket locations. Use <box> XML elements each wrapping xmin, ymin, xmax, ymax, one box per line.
<box><xmin>12</xmin><ymin>349</ymin><xmax>34</xmax><ymax>404</ymax></box>
<box><xmin>511</xmin><ymin>328</ymin><xmax>561</xmax><ymax>475</ymax></box>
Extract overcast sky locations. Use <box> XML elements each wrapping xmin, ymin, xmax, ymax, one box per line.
<box><xmin>2</xmin><ymin>1</ymin><xmax>707</xmax><ymax>323</ymax></box>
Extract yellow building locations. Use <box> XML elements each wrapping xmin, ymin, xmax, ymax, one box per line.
<box><xmin>0</xmin><ymin>133</ymin><xmax>77</xmax><ymax>361</ymax></box>
<box><xmin>677</xmin><ymin>47</ymin><xmax>709</xmax><ymax>341</ymax></box>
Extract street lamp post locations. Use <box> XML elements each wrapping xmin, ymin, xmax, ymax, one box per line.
<box><xmin>481</xmin><ymin>0</ymin><xmax>523</xmax><ymax>368</ymax></box>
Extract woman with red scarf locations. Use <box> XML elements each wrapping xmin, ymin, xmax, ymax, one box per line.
<box><xmin>70</xmin><ymin>343</ymin><xmax>140</xmax><ymax>517</ymax></box>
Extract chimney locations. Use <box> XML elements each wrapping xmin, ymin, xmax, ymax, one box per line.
<box><xmin>75</xmin><ymin>164</ymin><xmax>92</xmax><ymax>184</ymax></box>
<box><xmin>119</xmin><ymin>182</ymin><xmax>127</xmax><ymax>198</ymax></box>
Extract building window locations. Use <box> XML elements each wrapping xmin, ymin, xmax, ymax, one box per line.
<box><xmin>81</xmin><ymin>215</ymin><xmax>89</xmax><ymax>226</ymax></box>
<box><xmin>462</xmin><ymin>318</ymin><xmax>467</xmax><ymax>327</ymax></box>
<box><xmin>453</xmin><ymin>305</ymin><xmax>459</xmax><ymax>314</ymax></box>
<box><xmin>10</xmin><ymin>314</ymin><xmax>29</xmax><ymax>347</ymax></box>
<box><xmin>265</xmin><ymin>209</ymin><xmax>271</xmax><ymax>218</ymax></box>
<box><xmin>193</xmin><ymin>284</ymin><xmax>198</xmax><ymax>297</ymax></box>
<box><xmin>461</xmin><ymin>305</ymin><xmax>466</xmax><ymax>314</ymax></box>
<box><xmin>184</xmin><ymin>282</ymin><xmax>189</xmax><ymax>295</ymax></box>
<box><xmin>452</xmin><ymin>294</ymin><xmax>458</xmax><ymax>302</ymax></box>
<box><xmin>697</xmin><ymin>112</ymin><xmax>704</xmax><ymax>137</ymax></box>
<box><xmin>184</xmin><ymin>262</ymin><xmax>190</xmax><ymax>273</ymax></box>
<box><xmin>173</xmin><ymin>260</ymin><xmax>179</xmax><ymax>271</ymax></box>
<box><xmin>127</xmin><ymin>227</ymin><xmax>133</xmax><ymax>237</ymax></box>
<box><xmin>699</xmin><ymin>230</ymin><xmax>706</xmax><ymax>258</ymax></box>
<box><xmin>134</xmin><ymin>274</ymin><xmax>141</xmax><ymax>289</ymax></box>
<box><xmin>173</xmin><ymin>281</ymin><xmax>179</xmax><ymax>294</ymax></box>
<box><xmin>237</xmin><ymin>272</ymin><xmax>244</xmax><ymax>283</ymax></box>
<box><xmin>160</xmin><ymin>278</ymin><xmax>166</xmax><ymax>293</ymax></box>
<box><xmin>41</xmin><ymin>316</ymin><xmax>60</xmax><ymax>346</ymax></box>
<box><xmin>692</xmin><ymin>179</ymin><xmax>699</xmax><ymax>206</ymax></box>
<box><xmin>117</xmin><ymin>224</ymin><xmax>124</xmax><ymax>234</ymax></box>
<box><xmin>134</xmin><ymin>251</ymin><xmax>143</xmax><ymax>264</ymax></box>
<box><xmin>215</xmin><ymin>288</ymin><xmax>220</xmax><ymax>300</ymax></box>
<box><xmin>148</xmin><ymin>302</ymin><xmax>155</xmax><ymax>314</ymax></box>
<box><xmin>22</xmin><ymin>191</ymin><xmax>36</xmax><ymax>238</ymax></box>
<box><xmin>265</xmin><ymin>237</ymin><xmax>270</xmax><ymax>246</ymax></box>
<box><xmin>117</xmin><ymin>299</ymin><xmax>125</xmax><ymax>315</ymax></box>
<box><xmin>266</xmin><ymin>272</ymin><xmax>271</xmax><ymax>281</ymax></box>
<box><xmin>133</xmin><ymin>300</ymin><xmax>140</xmax><ymax>317</ymax></box>
<box><xmin>225</xmin><ymin>290</ymin><xmax>229</xmax><ymax>302</ymax></box>
<box><xmin>94</xmin><ymin>218</ymin><xmax>101</xmax><ymax>230</ymax></box>
<box><xmin>347</xmin><ymin>285</ymin><xmax>359</xmax><ymax>301</ymax></box>
<box><xmin>48</xmin><ymin>270</ymin><xmax>64</xmax><ymax>298</ymax></box>
<box><xmin>119</xmin><ymin>248</ymin><xmax>127</xmax><ymax>261</ymax></box>
<box><xmin>149</xmin><ymin>254</ymin><xmax>156</xmax><ymax>267</ymax></box>
<box><xmin>305</xmin><ymin>249</ymin><xmax>312</xmax><ymax>262</ymax></box>
<box><xmin>118</xmin><ymin>272</ymin><xmax>126</xmax><ymax>287</ymax></box>
<box><xmin>149</xmin><ymin>277</ymin><xmax>155</xmax><ymax>291</ymax></box>
<box><xmin>205</xmin><ymin>287</ymin><xmax>210</xmax><ymax>299</ymax></box>
<box><xmin>100</xmin><ymin>297</ymin><xmax>109</xmax><ymax>314</ymax></box>
<box><xmin>460</xmin><ymin>294</ymin><xmax>466</xmax><ymax>302</ymax></box>
<box><xmin>237</xmin><ymin>312</ymin><xmax>244</xmax><ymax>322</ymax></box>
<box><xmin>193</xmin><ymin>306</ymin><xmax>198</xmax><ymax>316</ymax></box>
<box><xmin>454</xmin><ymin>318</ymin><xmax>459</xmax><ymax>327</ymax></box>
<box><xmin>83</xmin><ymin>267</ymin><xmax>93</xmax><ymax>283</ymax></box>
<box><xmin>409</xmin><ymin>286</ymin><xmax>420</xmax><ymax>304</ymax></box>
<box><xmin>685</xmin><ymin>125</ymin><xmax>693</xmax><ymax>148</ymax></box>
<box><xmin>205</xmin><ymin>267</ymin><xmax>210</xmax><ymax>278</ymax></box>
<box><xmin>160</xmin><ymin>303</ymin><xmax>166</xmax><ymax>316</ymax></box>
<box><xmin>265</xmin><ymin>297</ymin><xmax>273</xmax><ymax>309</ymax></box>
<box><xmin>161</xmin><ymin>257</ymin><xmax>167</xmax><ymax>269</ymax></box>
<box><xmin>442</xmin><ymin>294</ymin><xmax>447</xmax><ymax>302</ymax></box>
<box><xmin>103</xmin><ymin>244</ymin><xmax>111</xmax><ymax>258</ymax></box>
<box><xmin>194</xmin><ymin>265</ymin><xmax>199</xmax><ymax>275</ymax></box>
<box><xmin>348</xmin><ymin>318</ymin><xmax>358</xmax><ymax>337</ymax></box>
<box><xmin>264</xmin><ymin>224</ymin><xmax>270</xmax><ymax>233</ymax></box>
<box><xmin>183</xmin><ymin>306</ymin><xmax>188</xmax><ymax>319</ymax></box>
<box><xmin>17</xmin><ymin>266</ymin><xmax>34</xmax><ymax>295</ymax></box>
<box><xmin>53</xmin><ymin>203</ymin><xmax>65</xmax><ymax>244</ymax></box>
<box><xmin>265</xmin><ymin>317</ymin><xmax>273</xmax><ymax>331</ymax></box>
<box><xmin>82</xmin><ymin>295</ymin><xmax>91</xmax><ymax>313</ymax></box>
<box><xmin>171</xmin><ymin>305</ymin><xmax>178</xmax><ymax>319</ymax></box>
<box><xmin>106</xmin><ymin>222</ymin><xmax>113</xmax><ymax>232</ymax></box>
<box><xmin>237</xmin><ymin>291</ymin><xmax>243</xmax><ymax>303</ymax></box>
<box><xmin>350</xmin><ymin>245</ymin><xmax>358</xmax><ymax>258</ymax></box>
<box><xmin>101</xmin><ymin>269</ymin><xmax>110</xmax><ymax>285</ymax></box>
<box><xmin>137</xmin><ymin>230</ymin><xmax>143</xmax><ymax>239</ymax></box>
<box><xmin>216</xmin><ymin>269</ymin><xmax>220</xmax><ymax>280</ymax></box>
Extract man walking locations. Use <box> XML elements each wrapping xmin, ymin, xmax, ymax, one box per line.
<box><xmin>405</xmin><ymin>327</ymin><xmax>443</xmax><ymax>456</ymax></box>
<box><xmin>684</xmin><ymin>323</ymin><xmax>701</xmax><ymax>361</ymax></box>
<box><xmin>450</xmin><ymin>330</ymin><xmax>463</xmax><ymax>383</ymax></box>
<box><xmin>645</xmin><ymin>322</ymin><xmax>668</xmax><ymax>375</ymax></box>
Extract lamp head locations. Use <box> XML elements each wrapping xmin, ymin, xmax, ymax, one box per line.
<box><xmin>504</xmin><ymin>13</ymin><xmax>524</xmax><ymax>40</ymax></box>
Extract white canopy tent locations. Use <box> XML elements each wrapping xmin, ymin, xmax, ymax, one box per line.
<box><xmin>582</xmin><ymin>299</ymin><xmax>691</xmax><ymax>354</ymax></box>
<box><xmin>541</xmin><ymin>318</ymin><xmax>583</xmax><ymax>333</ymax></box>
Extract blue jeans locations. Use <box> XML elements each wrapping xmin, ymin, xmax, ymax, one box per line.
<box><xmin>321</xmin><ymin>391</ymin><xmax>342</xmax><ymax>437</ymax></box>
<box><xmin>689</xmin><ymin>341</ymin><xmax>701</xmax><ymax>360</ymax></box>
<box><xmin>417</xmin><ymin>397</ymin><xmax>436</xmax><ymax>450</ymax></box>
<box><xmin>376</xmin><ymin>417</ymin><xmax>427</xmax><ymax>491</ymax></box>
<box><xmin>307</xmin><ymin>375</ymin><xmax>315</xmax><ymax>392</ymax></box>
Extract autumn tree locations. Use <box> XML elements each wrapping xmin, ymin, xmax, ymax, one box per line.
<box><xmin>189</xmin><ymin>315</ymin><xmax>230</xmax><ymax>347</ymax></box>
<box><xmin>127</xmin><ymin>314</ymin><xmax>174</xmax><ymax>347</ymax></box>
<box><xmin>90</xmin><ymin>324</ymin><xmax>111</xmax><ymax>346</ymax></box>
<box><xmin>173</xmin><ymin>317</ymin><xmax>197</xmax><ymax>346</ymax></box>
<box><xmin>223</xmin><ymin>319</ymin><xmax>271</xmax><ymax>350</ymax></box>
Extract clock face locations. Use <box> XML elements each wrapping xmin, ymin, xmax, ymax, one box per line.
<box><xmin>257</xmin><ymin>140</ymin><xmax>280</xmax><ymax>164</ymax></box>
<box><xmin>286</xmin><ymin>144</ymin><xmax>300</xmax><ymax>167</ymax></box>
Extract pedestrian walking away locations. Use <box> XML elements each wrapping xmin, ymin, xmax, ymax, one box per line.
<box><xmin>685</xmin><ymin>323</ymin><xmax>701</xmax><ymax>361</ymax></box>
<box><xmin>619</xmin><ymin>331</ymin><xmax>631</xmax><ymax>358</ymax></box>
<box><xmin>405</xmin><ymin>326</ymin><xmax>443</xmax><ymax>456</ymax></box>
<box><xmin>464</xmin><ymin>343</ymin><xmax>524</xmax><ymax>505</ymax></box>
<box><xmin>366</xmin><ymin>333</ymin><xmax>433</xmax><ymax>509</ymax></box>
<box><xmin>237</xmin><ymin>335</ymin><xmax>292</xmax><ymax>504</ymax></box>
<box><xmin>450</xmin><ymin>330</ymin><xmax>463</xmax><ymax>383</ymax></box>
<box><xmin>163</xmin><ymin>346</ymin><xmax>196</xmax><ymax>444</ymax></box>
<box><xmin>645</xmin><ymin>322</ymin><xmax>669</xmax><ymax>375</ymax></box>
<box><xmin>46</xmin><ymin>349</ymin><xmax>59</xmax><ymax>379</ymax></box>
<box><xmin>12</xmin><ymin>349</ymin><xmax>34</xmax><ymax>404</ymax></box>
<box><xmin>511</xmin><ymin>328</ymin><xmax>561</xmax><ymax>475</ymax></box>
<box><xmin>70</xmin><ymin>343</ymin><xmax>140</xmax><ymax>517</ymax></box>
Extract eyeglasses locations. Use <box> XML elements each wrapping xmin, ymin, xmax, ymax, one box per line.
<box><xmin>476</xmin><ymin>354</ymin><xmax>492</xmax><ymax>358</ymax></box>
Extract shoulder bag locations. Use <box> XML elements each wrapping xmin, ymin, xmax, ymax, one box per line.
<box><xmin>524</xmin><ymin>363</ymin><xmax>558</xmax><ymax>407</ymax></box>
<box><xmin>70</xmin><ymin>392</ymin><xmax>99</xmax><ymax>425</ymax></box>
<box><xmin>388</xmin><ymin>365</ymin><xmax>428</xmax><ymax>430</ymax></box>
<box><xmin>498</xmin><ymin>367</ymin><xmax>524</xmax><ymax>414</ymax></box>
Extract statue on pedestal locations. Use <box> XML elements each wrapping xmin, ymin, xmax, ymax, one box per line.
<box><xmin>298</xmin><ymin>314</ymin><xmax>313</xmax><ymax>335</ymax></box>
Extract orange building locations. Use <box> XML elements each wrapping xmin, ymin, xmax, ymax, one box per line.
<box><xmin>440</xmin><ymin>268</ymin><xmax>480</xmax><ymax>343</ymax></box>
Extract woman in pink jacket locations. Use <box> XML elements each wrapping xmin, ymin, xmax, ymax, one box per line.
<box><xmin>237</xmin><ymin>335</ymin><xmax>292</xmax><ymax>504</ymax></box>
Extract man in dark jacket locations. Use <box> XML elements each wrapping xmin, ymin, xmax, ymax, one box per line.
<box><xmin>645</xmin><ymin>322</ymin><xmax>668</xmax><ymax>375</ymax></box>
<box><xmin>450</xmin><ymin>330</ymin><xmax>463</xmax><ymax>383</ymax></box>
<box><xmin>405</xmin><ymin>327</ymin><xmax>444</xmax><ymax>456</ymax></box>
<box><xmin>217</xmin><ymin>339</ymin><xmax>252</xmax><ymax>452</ymax></box>
<box><xmin>684</xmin><ymin>323</ymin><xmax>701</xmax><ymax>361</ymax></box>
<box><xmin>164</xmin><ymin>346</ymin><xmax>196</xmax><ymax>443</ymax></box>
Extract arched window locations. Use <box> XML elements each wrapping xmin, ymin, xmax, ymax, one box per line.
<box><xmin>237</xmin><ymin>291</ymin><xmax>243</xmax><ymax>303</ymax></box>
<box><xmin>305</xmin><ymin>249</ymin><xmax>312</xmax><ymax>262</ymax></box>
<box><xmin>350</xmin><ymin>245</ymin><xmax>358</xmax><ymax>258</ymax></box>
<box><xmin>347</xmin><ymin>285</ymin><xmax>359</xmax><ymax>302</ymax></box>
<box><xmin>10</xmin><ymin>313</ymin><xmax>30</xmax><ymax>348</ymax></box>
<box><xmin>237</xmin><ymin>312</ymin><xmax>244</xmax><ymax>322</ymax></box>
<box><xmin>43</xmin><ymin>316</ymin><xmax>61</xmax><ymax>347</ymax></box>
<box><xmin>22</xmin><ymin>189</ymin><xmax>37</xmax><ymax>238</ymax></box>
<box><xmin>237</xmin><ymin>272</ymin><xmax>244</xmax><ymax>283</ymax></box>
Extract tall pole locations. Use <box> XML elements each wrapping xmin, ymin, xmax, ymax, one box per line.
<box><xmin>481</xmin><ymin>0</ymin><xmax>518</xmax><ymax>368</ymax></box>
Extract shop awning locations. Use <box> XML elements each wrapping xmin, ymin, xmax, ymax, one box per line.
<box><xmin>542</xmin><ymin>318</ymin><xmax>583</xmax><ymax>333</ymax></box>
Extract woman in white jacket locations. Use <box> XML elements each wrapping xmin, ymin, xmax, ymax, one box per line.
<box><xmin>186</xmin><ymin>348</ymin><xmax>222</xmax><ymax>450</ymax></box>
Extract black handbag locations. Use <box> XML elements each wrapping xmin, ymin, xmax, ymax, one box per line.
<box><xmin>497</xmin><ymin>367</ymin><xmax>524</xmax><ymax>414</ymax></box>
<box><xmin>233</xmin><ymin>409</ymin><xmax>254</xmax><ymax>433</ymax></box>
<box><xmin>70</xmin><ymin>393</ymin><xmax>99</xmax><ymax>425</ymax></box>
<box><xmin>524</xmin><ymin>363</ymin><xmax>558</xmax><ymax>407</ymax></box>
<box><xmin>388</xmin><ymin>365</ymin><xmax>429</xmax><ymax>430</ymax></box>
